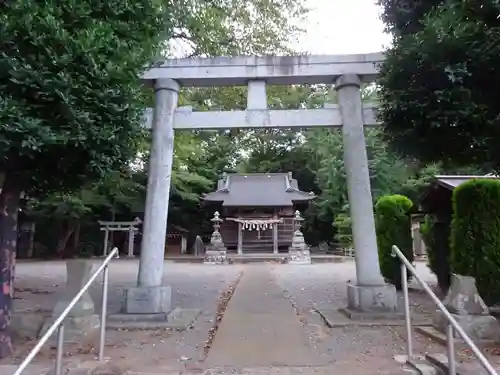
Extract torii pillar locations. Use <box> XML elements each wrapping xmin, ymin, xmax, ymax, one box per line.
<box><xmin>123</xmin><ymin>78</ymin><xmax>179</xmax><ymax>315</ymax></box>
<box><xmin>336</xmin><ymin>74</ymin><xmax>398</xmax><ymax>318</ymax></box>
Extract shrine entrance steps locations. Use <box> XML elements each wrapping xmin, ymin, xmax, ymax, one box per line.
<box><xmin>163</xmin><ymin>253</ymin><xmax>346</xmax><ymax>264</ymax></box>
<box><xmin>240</xmin><ymin>243</ymin><xmax>275</xmax><ymax>253</ymax></box>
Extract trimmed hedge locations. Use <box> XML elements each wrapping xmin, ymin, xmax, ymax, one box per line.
<box><xmin>375</xmin><ymin>194</ymin><xmax>414</xmax><ymax>290</ymax></box>
<box><xmin>420</xmin><ymin>215</ymin><xmax>451</xmax><ymax>293</ymax></box>
<box><xmin>451</xmin><ymin>179</ymin><xmax>500</xmax><ymax>305</ymax></box>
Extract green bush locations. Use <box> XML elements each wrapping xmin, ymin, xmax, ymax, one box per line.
<box><xmin>375</xmin><ymin>194</ymin><xmax>414</xmax><ymax>290</ymax></box>
<box><xmin>420</xmin><ymin>215</ymin><xmax>451</xmax><ymax>293</ymax></box>
<box><xmin>451</xmin><ymin>179</ymin><xmax>500</xmax><ymax>305</ymax></box>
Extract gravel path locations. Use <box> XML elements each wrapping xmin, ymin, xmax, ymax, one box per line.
<box><xmin>9</xmin><ymin>260</ymin><xmax>244</xmax><ymax>372</ymax></box>
<box><xmin>269</xmin><ymin>261</ymin><xmax>444</xmax><ymax>369</ymax></box>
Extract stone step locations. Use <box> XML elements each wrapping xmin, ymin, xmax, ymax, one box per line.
<box><xmin>163</xmin><ymin>254</ymin><xmax>346</xmax><ymax>263</ymax></box>
<box><xmin>107</xmin><ymin>308</ymin><xmax>201</xmax><ymax>330</ymax></box>
<box><xmin>425</xmin><ymin>353</ymin><xmax>495</xmax><ymax>375</ymax></box>
<box><xmin>407</xmin><ymin>357</ymin><xmax>443</xmax><ymax>375</ymax></box>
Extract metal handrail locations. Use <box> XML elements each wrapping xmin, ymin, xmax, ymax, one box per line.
<box><xmin>14</xmin><ymin>247</ymin><xmax>119</xmax><ymax>375</ymax></box>
<box><xmin>391</xmin><ymin>245</ymin><xmax>498</xmax><ymax>375</ymax></box>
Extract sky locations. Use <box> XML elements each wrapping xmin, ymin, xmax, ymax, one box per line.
<box><xmin>167</xmin><ymin>0</ymin><xmax>392</xmax><ymax>57</ymax></box>
<box><xmin>294</xmin><ymin>0</ymin><xmax>392</xmax><ymax>54</ymax></box>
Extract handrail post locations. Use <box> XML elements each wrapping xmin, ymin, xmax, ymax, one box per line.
<box><xmin>55</xmin><ymin>323</ymin><xmax>64</xmax><ymax>375</ymax></box>
<box><xmin>13</xmin><ymin>248</ymin><xmax>119</xmax><ymax>375</ymax></box>
<box><xmin>401</xmin><ymin>262</ymin><xmax>413</xmax><ymax>360</ymax></box>
<box><xmin>391</xmin><ymin>245</ymin><xmax>498</xmax><ymax>375</ymax></box>
<box><xmin>447</xmin><ymin>323</ymin><xmax>456</xmax><ymax>375</ymax></box>
<box><xmin>99</xmin><ymin>263</ymin><xmax>110</xmax><ymax>361</ymax></box>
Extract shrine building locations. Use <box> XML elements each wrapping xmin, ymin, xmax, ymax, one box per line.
<box><xmin>202</xmin><ymin>172</ymin><xmax>315</xmax><ymax>254</ymax></box>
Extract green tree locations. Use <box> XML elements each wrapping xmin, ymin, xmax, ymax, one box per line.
<box><xmin>0</xmin><ymin>0</ymin><xmax>166</xmax><ymax>357</ymax></box>
<box><xmin>378</xmin><ymin>0</ymin><xmax>444</xmax><ymax>36</ymax></box>
<box><xmin>169</xmin><ymin>0</ymin><xmax>307</xmax><ymax>57</ymax></box>
<box><xmin>397</xmin><ymin>163</ymin><xmax>442</xmax><ymax>204</ymax></box>
<box><xmin>30</xmin><ymin>0</ymin><xmax>311</xmax><ymax>257</ymax></box>
<box><xmin>378</xmin><ymin>0</ymin><xmax>500</xmax><ymax>171</ymax></box>
<box><xmin>236</xmin><ymin>83</ymin><xmax>424</xmax><ymax>245</ymax></box>
<box><xmin>28</xmin><ymin>169</ymin><xmax>147</xmax><ymax>257</ymax></box>
<box><xmin>305</xmin><ymin>128</ymin><xmax>411</xmax><ymax>224</ymax></box>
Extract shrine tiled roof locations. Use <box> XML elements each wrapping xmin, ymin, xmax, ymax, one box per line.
<box><xmin>202</xmin><ymin>173</ymin><xmax>315</xmax><ymax>206</ymax></box>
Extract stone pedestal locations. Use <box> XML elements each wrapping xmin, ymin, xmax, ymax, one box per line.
<box><xmin>344</xmin><ymin>282</ymin><xmax>399</xmax><ymax>316</ymax></box>
<box><xmin>288</xmin><ymin>229</ymin><xmax>311</xmax><ymax>264</ymax></box>
<box><xmin>39</xmin><ymin>260</ymin><xmax>100</xmax><ymax>340</ymax></box>
<box><xmin>434</xmin><ymin>312</ymin><xmax>500</xmax><ymax>340</ymax></box>
<box><xmin>204</xmin><ymin>249</ymin><xmax>228</xmax><ymax>265</ymax></box>
<box><xmin>204</xmin><ymin>230</ymin><xmax>228</xmax><ymax>264</ymax></box>
<box><xmin>123</xmin><ymin>285</ymin><xmax>172</xmax><ymax>314</ymax></box>
<box><xmin>288</xmin><ymin>248</ymin><xmax>311</xmax><ymax>264</ymax></box>
<box><xmin>433</xmin><ymin>274</ymin><xmax>500</xmax><ymax>340</ymax></box>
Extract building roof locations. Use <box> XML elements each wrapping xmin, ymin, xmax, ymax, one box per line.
<box><xmin>202</xmin><ymin>172</ymin><xmax>315</xmax><ymax>207</ymax></box>
<box><xmin>418</xmin><ymin>174</ymin><xmax>500</xmax><ymax>214</ymax></box>
<box><xmin>434</xmin><ymin>175</ymin><xmax>500</xmax><ymax>189</ymax></box>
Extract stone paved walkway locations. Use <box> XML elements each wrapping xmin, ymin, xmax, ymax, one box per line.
<box><xmin>206</xmin><ymin>265</ymin><xmax>319</xmax><ymax>367</ymax></box>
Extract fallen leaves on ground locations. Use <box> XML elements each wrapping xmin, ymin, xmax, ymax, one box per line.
<box><xmin>203</xmin><ymin>271</ymin><xmax>243</xmax><ymax>357</ymax></box>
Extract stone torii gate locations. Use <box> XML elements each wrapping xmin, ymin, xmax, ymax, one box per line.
<box><xmin>124</xmin><ymin>53</ymin><xmax>398</xmax><ymax>319</ymax></box>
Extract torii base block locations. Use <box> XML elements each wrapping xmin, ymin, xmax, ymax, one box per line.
<box><xmin>123</xmin><ymin>286</ymin><xmax>172</xmax><ymax>314</ymax></box>
<box><xmin>339</xmin><ymin>282</ymin><xmax>402</xmax><ymax>320</ymax></box>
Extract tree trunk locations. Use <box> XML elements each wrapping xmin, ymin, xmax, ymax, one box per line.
<box><xmin>72</xmin><ymin>221</ymin><xmax>81</xmax><ymax>253</ymax></box>
<box><xmin>55</xmin><ymin>222</ymin><xmax>74</xmax><ymax>257</ymax></box>
<box><xmin>66</xmin><ymin>221</ymin><xmax>80</xmax><ymax>258</ymax></box>
<box><xmin>0</xmin><ymin>172</ymin><xmax>21</xmax><ymax>358</ymax></box>
<box><xmin>26</xmin><ymin>223</ymin><xmax>35</xmax><ymax>258</ymax></box>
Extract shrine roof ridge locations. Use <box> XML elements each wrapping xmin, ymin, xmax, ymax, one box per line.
<box><xmin>202</xmin><ymin>172</ymin><xmax>315</xmax><ymax>207</ymax></box>
<box><xmin>142</xmin><ymin>52</ymin><xmax>384</xmax><ymax>87</ymax></box>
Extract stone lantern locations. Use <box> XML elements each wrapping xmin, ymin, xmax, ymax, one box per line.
<box><xmin>204</xmin><ymin>211</ymin><xmax>228</xmax><ymax>264</ymax></box>
<box><xmin>288</xmin><ymin>210</ymin><xmax>311</xmax><ymax>264</ymax></box>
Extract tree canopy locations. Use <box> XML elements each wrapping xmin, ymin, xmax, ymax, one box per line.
<box><xmin>0</xmin><ymin>0</ymin><xmax>169</xmax><ymax>357</ymax></box>
<box><xmin>378</xmin><ymin>0</ymin><xmax>500</xmax><ymax>170</ymax></box>
<box><xmin>0</xmin><ymin>0</ymin><xmax>165</xmax><ymax>195</ymax></box>
<box><xmin>169</xmin><ymin>0</ymin><xmax>307</xmax><ymax>57</ymax></box>
<box><xmin>378</xmin><ymin>0</ymin><xmax>444</xmax><ymax>36</ymax></box>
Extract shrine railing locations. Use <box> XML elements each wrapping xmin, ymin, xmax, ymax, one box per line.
<box><xmin>13</xmin><ymin>247</ymin><xmax>119</xmax><ymax>375</ymax></box>
<box><xmin>391</xmin><ymin>245</ymin><xmax>497</xmax><ymax>375</ymax></box>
